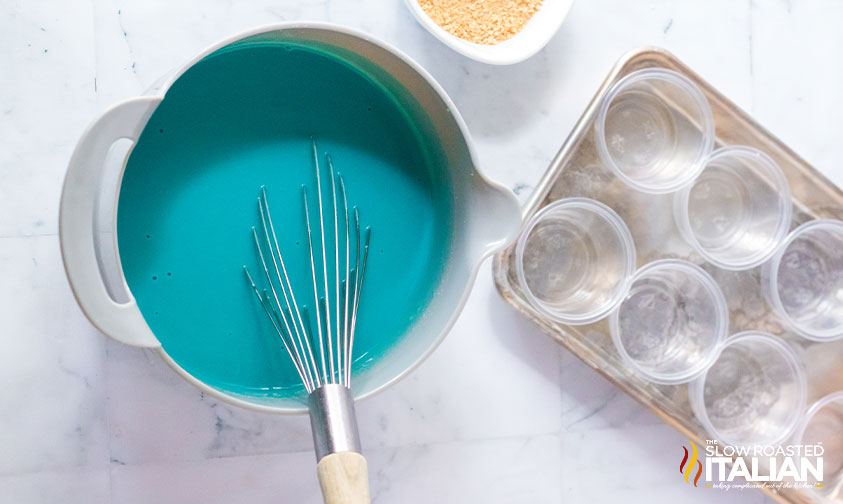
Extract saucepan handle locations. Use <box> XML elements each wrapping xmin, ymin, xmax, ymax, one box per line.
<box><xmin>59</xmin><ymin>96</ymin><xmax>163</xmax><ymax>348</ymax></box>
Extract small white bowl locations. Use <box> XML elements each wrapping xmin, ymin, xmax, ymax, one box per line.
<box><xmin>404</xmin><ymin>0</ymin><xmax>575</xmax><ymax>65</ymax></box>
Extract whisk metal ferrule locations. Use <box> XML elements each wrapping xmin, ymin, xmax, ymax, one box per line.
<box><xmin>308</xmin><ymin>384</ymin><xmax>362</xmax><ymax>461</ymax></box>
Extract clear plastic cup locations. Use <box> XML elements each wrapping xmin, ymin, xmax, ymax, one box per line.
<box><xmin>609</xmin><ymin>259</ymin><xmax>728</xmax><ymax>385</ymax></box>
<box><xmin>761</xmin><ymin>220</ymin><xmax>843</xmax><ymax>342</ymax></box>
<box><xmin>515</xmin><ymin>198</ymin><xmax>636</xmax><ymax>325</ymax></box>
<box><xmin>689</xmin><ymin>331</ymin><xmax>806</xmax><ymax>447</ymax></box>
<box><xmin>594</xmin><ymin>68</ymin><xmax>715</xmax><ymax>194</ymax></box>
<box><xmin>793</xmin><ymin>391</ymin><xmax>843</xmax><ymax>501</ymax></box>
<box><xmin>674</xmin><ymin>146</ymin><xmax>792</xmax><ymax>270</ymax></box>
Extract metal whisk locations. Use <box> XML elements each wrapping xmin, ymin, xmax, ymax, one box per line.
<box><xmin>243</xmin><ymin>140</ymin><xmax>372</xmax><ymax>504</ymax></box>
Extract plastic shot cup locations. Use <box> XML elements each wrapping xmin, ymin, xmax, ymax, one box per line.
<box><xmin>675</xmin><ymin>146</ymin><xmax>792</xmax><ymax>270</ymax></box>
<box><xmin>793</xmin><ymin>392</ymin><xmax>843</xmax><ymax>500</ymax></box>
<box><xmin>689</xmin><ymin>331</ymin><xmax>806</xmax><ymax>447</ymax></box>
<box><xmin>516</xmin><ymin>198</ymin><xmax>636</xmax><ymax>325</ymax></box>
<box><xmin>761</xmin><ymin>219</ymin><xmax>843</xmax><ymax>342</ymax></box>
<box><xmin>594</xmin><ymin>68</ymin><xmax>715</xmax><ymax>194</ymax></box>
<box><xmin>609</xmin><ymin>259</ymin><xmax>728</xmax><ymax>385</ymax></box>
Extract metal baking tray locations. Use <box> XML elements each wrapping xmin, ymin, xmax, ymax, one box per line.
<box><xmin>492</xmin><ymin>47</ymin><xmax>843</xmax><ymax>504</ymax></box>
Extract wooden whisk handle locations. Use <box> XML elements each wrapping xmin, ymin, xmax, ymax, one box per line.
<box><xmin>316</xmin><ymin>451</ymin><xmax>371</xmax><ymax>504</ymax></box>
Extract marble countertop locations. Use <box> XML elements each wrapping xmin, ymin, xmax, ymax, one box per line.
<box><xmin>1</xmin><ymin>0</ymin><xmax>840</xmax><ymax>502</ymax></box>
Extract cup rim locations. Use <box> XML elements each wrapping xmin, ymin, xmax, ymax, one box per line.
<box><xmin>689</xmin><ymin>331</ymin><xmax>807</xmax><ymax>448</ymax></box>
<box><xmin>791</xmin><ymin>390</ymin><xmax>843</xmax><ymax>498</ymax></box>
<box><xmin>793</xmin><ymin>390</ymin><xmax>843</xmax><ymax>450</ymax></box>
<box><xmin>608</xmin><ymin>259</ymin><xmax>729</xmax><ymax>385</ymax></box>
<box><xmin>515</xmin><ymin>197</ymin><xmax>637</xmax><ymax>325</ymax></box>
<box><xmin>594</xmin><ymin>68</ymin><xmax>715</xmax><ymax>194</ymax></box>
<box><xmin>675</xmin><ymin>145</ymin><xmax>793</xmax><ymax>271</ymax></box>
<box><xmin>763</xmin><ymin>219</ymin><xmax>843</xmax><ymax>341</ymax></box>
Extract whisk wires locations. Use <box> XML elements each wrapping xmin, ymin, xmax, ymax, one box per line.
<box><xmin>243</xmin><ymin>141</ymin><xmax>370</xmax><ymax>394</ymax></box>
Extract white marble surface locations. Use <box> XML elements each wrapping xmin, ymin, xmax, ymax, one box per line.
<box><xmin>1</xmin><ymin>0</ymin><xmax>840</xmax><ymax>502</ymax></box>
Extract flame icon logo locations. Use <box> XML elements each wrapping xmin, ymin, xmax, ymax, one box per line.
<box><xmin>680</xmin><ymin>440</ymin><xmax>703</xmax><ymax>487</ymax></box>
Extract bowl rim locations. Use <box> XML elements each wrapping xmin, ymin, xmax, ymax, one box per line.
<box><xmin>402</xmin><ymin>0</ymin><xmax>576</xmax><ymax>65</ymax></box>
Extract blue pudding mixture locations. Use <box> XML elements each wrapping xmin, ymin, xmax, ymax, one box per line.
<box><xmin>117</xmin><ymin>42</ymin><xmax>453</xmax><ymax>398</ymax></box>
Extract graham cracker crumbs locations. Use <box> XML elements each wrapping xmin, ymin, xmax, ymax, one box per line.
<box><xmin>418</xmin><ymin>0</ymin><xmax>543</xmax><ymax>45</ymax></box>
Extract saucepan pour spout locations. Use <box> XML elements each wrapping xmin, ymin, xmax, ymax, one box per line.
<box><xmin>466</xmin><ymin>173</ymin><xmax>522</xmax><ymax>259</ymax></box>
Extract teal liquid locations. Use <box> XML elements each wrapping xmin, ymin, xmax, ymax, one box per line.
<box><xmin>117</xmin><ymin>43</ymin><xmax>452</xmax><ymax>399</ymax></box>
